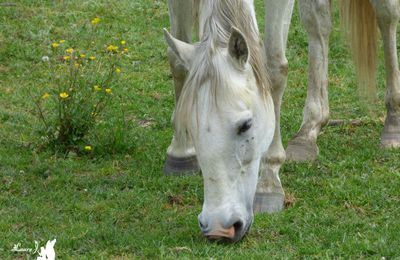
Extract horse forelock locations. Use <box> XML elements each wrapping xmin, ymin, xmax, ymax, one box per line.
<box><xmin>174</xmin><ymin>0</ymin><xmax>271</xmax><ymax>147</ymax></box>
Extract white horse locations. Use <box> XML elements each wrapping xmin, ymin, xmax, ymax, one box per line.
<box><xmin>164</xmin><ymin>0</ymin><xmax>400</xmax><ymax>242</ymax></box>
<box><xmin>165</xmin><ymin>0</ymin><xmax>276</xmax><ymax>241</ymax></box>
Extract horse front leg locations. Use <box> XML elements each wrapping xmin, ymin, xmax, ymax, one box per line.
<box><xmin>285</xmin><ymin>0</ymin><xmax>332</xmax><ymax>161</ymax></box>
<box><xmin>254</xmin><ymin>0</ymin><xmax>295</xmax><ymax>214</ymax></box>
<box><xmin>371</xmin><ymin>1</ymin><xmax>400</xmax><ymax>148</ymax></box>
<box><xmin>164</xmin><ymin>0</ymin><xmax>199</xmax><ymax>175</ymax></box>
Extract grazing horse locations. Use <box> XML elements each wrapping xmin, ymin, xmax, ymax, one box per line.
<box><xmin>164</xmin><ymin>0</ymin><xmax>277</xmax><ymax>241</ymax></box>
<box><xmin>164</xmin><ymin>0</ymin><xmax>400</xmax><ymax>241</ymax></box>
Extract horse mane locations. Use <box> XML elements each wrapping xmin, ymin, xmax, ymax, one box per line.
<box><xmin>174</xmin><ymin>0</ymin><xmax>271</xmax><ymax>146</ymax></box>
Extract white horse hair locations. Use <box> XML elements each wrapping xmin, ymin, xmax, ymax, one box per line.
<box><xmin>170</xmin><ymin>0</ymin><xmax>270</xmax><ymax>149</ymax></box>
<box><xmin>165</xmin><ymin>0</ymin><xmax>275</xmax><ymax>241</ymax></box>
<box><xmin>164</xmin><ymin>0</ymin><xmax>400</xmax><ymax>242</ymax></box>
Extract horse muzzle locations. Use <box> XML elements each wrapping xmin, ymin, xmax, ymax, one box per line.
<box><xmin>200</xmin><ymin>217</ymin><xmax>252</xmax><ymax>242</ymax></box>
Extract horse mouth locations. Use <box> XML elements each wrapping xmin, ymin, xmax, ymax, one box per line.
<box><xmin>205</xmin><ymin>220</ymin><xmax>252</xmax><ymax>242</ymax></box>
<box><xmin>205</xmin><ymin>226</ymin><xmax>236</xmax><ymax>240</ymax></box>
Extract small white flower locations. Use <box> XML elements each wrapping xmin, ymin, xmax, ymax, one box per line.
<box><xmin>42</xmin><ymin>56</ymin><xmax>50</xmax><ymax>62</ymax></box>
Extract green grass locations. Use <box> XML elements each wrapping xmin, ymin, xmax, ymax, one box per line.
<box><xmin>1</xmin><ymin>0</ymin><xmax>400</xmax><ymax>259</ymax></box>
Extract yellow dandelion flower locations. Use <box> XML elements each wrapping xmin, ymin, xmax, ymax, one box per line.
<box><xmin>42</xmin><ymin>93</ymin><xmax>50</xmax><ymax>99</ymax></box>
<box><xmin>74</xmin><ymin>63</ymin><xmax>81</xmax><ymax>68</ymax></box>
<box><xmin>105</xmin><ymin>88</ymin><xmax>112</xmax><ymax>94</ymax></box>
<box><xmin>84</xmin><ymin>145</ymin><xmax>92</xmax><ymax>151</ymax></box>
<box><xmin>120</xmin><ymin>40</ymin><xmax>126</xmax><ymax>45</ymax></box>
<box><xmin>123</xmin><ymin>48</ymin><xmax>128</xmax><ymax>53</ymax></box>
<box><xmin>59</xmin><ymin>40</ymin><xmax>65</xmax><ymax>44</ymax></box>
<box><xmin>106</xmin><ymin>44</ymin><xmax>118</xmax><ymax>52</ymax></box>
<box><xmin>51</xmin><ymin>43</ymin><xmax>60</xmax><ymax>48</ymax></box>
<box><xmin>91</xmin><ymin>17</ymin><xmax>101</xmax><ymax>25</ymax></box>
<box><xmin>79</xmin><ymin>54</ymin><xmax>86</xmax><ymax>58</ymax></box>
<box><xmin>59</xmin><ymin>92</ymin><xmax>69</xmax><ymax>99</ymax></box>
<box><xmin>115</xmin><ymin>68</ymin><xmax>121</xmax><ymax>74</ymax></box>
<box><xmin>63</xmin><ymin>56</ymin><xmax>71</xmax><ymax>61</ymax></box>
<box><xmin>93</xmin><ymin>85</ymin><xmax>102</xmax><ymax>91</ymax></box>
<box><xmin>66</xmin><ymin>48</ymin><xmax>74</xmax><ymax>53</ymax></box>
<box><xmin>89</xmin><ymin>56</ymin><xmax>96</xmax><ymax>61</ymax></box>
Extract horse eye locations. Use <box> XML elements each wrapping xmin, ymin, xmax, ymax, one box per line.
<box><xmin>238</xmin><ymin>119</ymin><xmax>252</xmax><ymax>135</ymax></box>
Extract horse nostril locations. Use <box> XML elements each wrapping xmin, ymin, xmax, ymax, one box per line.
<box><xmin>233</xmin><ymin>220</ymin><xmax>243</xmax><ymax>233</ymax></box>
<box><xmin>199</xmin><ymin>220</ymin><xmax>207</xmax><ymax>231</ymax></box>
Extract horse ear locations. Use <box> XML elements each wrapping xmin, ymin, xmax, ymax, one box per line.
<box><xmin>163</xmin><ymin>28</ymin><xmax>195</xmax><ymax>69</ymax></box>
<box><xmin>228</xmin><ymin>27</ymin><xmax>249</xmax><ymax>67</ymax></box>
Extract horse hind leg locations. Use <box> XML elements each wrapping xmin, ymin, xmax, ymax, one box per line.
<box><xmin>285</xmin><ymin>0</ymin><xmax>332</xmax><ymax>162</ymax></box>
<box><xmin>164</xmin><ymin>0</ymin><xmax>199</xmax><ymax>175</ymax></box>
<box><xmin>370</xmin><ymin>1</ymin><xmax>400</xmax><ymax>148</ymax></box>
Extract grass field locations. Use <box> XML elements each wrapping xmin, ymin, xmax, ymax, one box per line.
<box><xmin>1</xmin><ymin>0</ymin><xmax>400</xmax><ymax>258</ymax></box>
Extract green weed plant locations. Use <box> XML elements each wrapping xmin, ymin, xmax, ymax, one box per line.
<box><xmin>32</xmin><ymin>17</ymin><xmax>128</xmax><ymax>154</ymax></box>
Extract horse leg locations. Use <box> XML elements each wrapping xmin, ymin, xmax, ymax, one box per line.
<box><xmin>254</xmin><ymin>0</ymin><xmax>295</xmax><ymax>214</ymax></box>
<box><xmin>370</xmin><ymin>1</ymin><xmax>400</xmax><ymax>148</ymax></box>
<box><xmin>164</xmin><ymin>0</ymin><xmax>199</xmax><ymax>175</ymax></box>
<box><xmin>285</xmin><ymin>0</ymin><xmax>332</xmax><ymax>161</ymax></box>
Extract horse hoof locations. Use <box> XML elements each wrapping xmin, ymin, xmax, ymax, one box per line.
<box><xmin>253</xmin><ymin>192</ymin><xmax>284</xmax><ymax>214</ymax></box>
<box><xmin>286</xmin><ymin>138</ymin><xmax>318</xmax><ymax>162</ymax></box>
<box><xmin>381</xmin><ymin>132</ymin><xmax>400</xmax><ymax>149</ymax></box>
<box><xmin>163</xmin><ymin>154</ymin><xmax>200</xmax><ymax>176</ymax></box>
<box><xmin>381</xmin><ymin>115</ymin><xmax>400</xmax><ymax>148</ymax></box>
